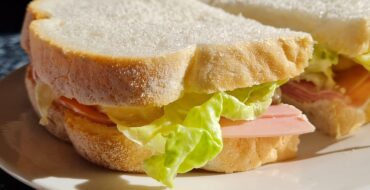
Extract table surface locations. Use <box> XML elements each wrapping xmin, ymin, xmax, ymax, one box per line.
<box><xmin>0</xmin><ymin>34</ymin><xmax>33</xmax><ymax>190</ymax></box>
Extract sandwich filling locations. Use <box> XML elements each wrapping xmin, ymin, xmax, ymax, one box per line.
<box><xmin>282</xmin><ymin>44</ymin><xmax>370</xmax><ymax>118</ymax></box>
<box><xmin>29</xmin><ymin>68</ymin><xmax>314</xmax><ymax>187</ymax></box>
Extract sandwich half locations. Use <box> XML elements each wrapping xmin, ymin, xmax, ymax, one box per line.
<box><xmin>21</xmin><ymin>0</ymin><xmax>314</xmax><ymax>187</ymax></box>
<box><xmin>203</xmin><ymin>0</ymin><xmax>370</xmax><ymax>138</ymax></box>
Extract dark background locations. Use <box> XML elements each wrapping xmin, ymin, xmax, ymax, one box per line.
<box><xmin>0</xmin><ymin>0</ymin><xmax>34</xmax><ymax>189</ymax></box>
<box><xmin>0</xmin><ymin>0</ymin><xmax>30</xmax><ymax>33</ymax></box>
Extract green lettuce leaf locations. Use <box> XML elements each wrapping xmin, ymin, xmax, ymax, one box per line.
<box><xmin>299</xmin><ymin>44</ymin><xmax>338</xmax><ymax>88</ymax></box>
<box><xmin>299</xmin><ymin>45</ymin><xmax>369</xmax><ymax>89</ymax></box>
<box><xmin>104</xmin><ymin>82</ymin><xmax>280</xmax><ymax>187</ymax></box>
<box><xmin>355</xmin><ymin>52</ymin><xmax>370</xmax><ymax>71</ymax></box>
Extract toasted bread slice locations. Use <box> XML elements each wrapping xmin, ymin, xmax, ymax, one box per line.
<box><xmin>25</xmin><ymin>67</ymin><xmax>299</xmax><ymax>173</ymax></box>
<box><xmin>21</xmin><ymin>0</ymin><xmax>313</xmax><ymax>107</ymax></box>
<box><xmin>202</xmin><ymin>0</ymin><xmax>370</xmax><ymax>57</ymax></box>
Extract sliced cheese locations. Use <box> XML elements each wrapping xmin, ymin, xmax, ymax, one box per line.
<box><xmin>100</xmin><ymin>105</ymin><xmax>163</xmax><ymax>127</ymax></box>
<box><xmin>35</xmin><ymin>82</ymin><xmax>56</xmax><ymax>125</ymax></box>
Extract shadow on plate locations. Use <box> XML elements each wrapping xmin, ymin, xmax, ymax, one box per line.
<box><xmin>296</xmin><ymin>126</ymin><xmax>370</xmax><ymax>161</ymax></box>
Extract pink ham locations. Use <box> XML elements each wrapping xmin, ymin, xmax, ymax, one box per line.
<box><xmin>259</xmin><ymin>104</ymin><xmax>301</xmax><ymax>118</ymax></box>
<box><xmin>281</xmin><ymin>81</ymin><xmax>345</xmax><ymax>102</ymax></box>
<box><xmin>220</xmin><ymin>104</ymin><xmax>315</xmax><ymax>138</ymax></box>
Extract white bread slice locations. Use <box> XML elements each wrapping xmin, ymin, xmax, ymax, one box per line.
<box><xmin>203</xmin><ymin>0</ymin><xmax>370</xmax><ymax>57</ymax></box>
<box><xmin>282</xmin><ymin>95</ymin><xmax>366</xmax><ymax>138</ymax></box>
<box><xmin>21</xmin><ymin>0</ymin><xmax>313</xmax><ymax>107</ymax></box>
<box><xmin>25</xmin><ymin>66</ymin><xmax>299</xmax><ymax>173</ymax></box>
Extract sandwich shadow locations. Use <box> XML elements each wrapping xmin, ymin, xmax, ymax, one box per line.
<box><xmin>296</xmin><ymin>129</ymin><xmax>370</xmax><ymax>161</ymax></box>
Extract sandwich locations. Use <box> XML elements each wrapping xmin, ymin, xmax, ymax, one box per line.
<box><xmin>203</xmin><ymin>0</ymin><xmax>370</xmax><ymax>138</ymax></box>
<box><xmin>21</xmin><ymin>0</ymin><xmax>315</xmax><ymax>187</ymax></box>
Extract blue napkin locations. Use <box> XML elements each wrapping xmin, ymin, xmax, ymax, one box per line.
<box><xmin>0</xmin><ymin>34</ymin><xmax>28</xmax><ymax>79</ymax></box>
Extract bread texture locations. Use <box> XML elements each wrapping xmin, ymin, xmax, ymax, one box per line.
<box><xmin>21</xmin><ymin>0</ymin><xmax>313</xmax><ymax>107</ymax></box>
<box><xmin>365</xmin><ymin>102</ymin><xmax>370</xmax><ymax>121</ymax></box>
<box><xmin>25</xmin><ymin>69</ymin><xmax>299</xmax><ymax>173</ymax></box>
<box><xmin>282</xmin><ymin>95</ymin><xmax>366</xmax><ymax>138</ymax></box>
<box><xmin>203</xmin><ymin>136</ymin><xmax>298</xmax><ymax>173</ymax></box>
<box><xmin>203</xmin><ymin>0</ymin><xmax>370</xmax><ymax>56</ymax></box>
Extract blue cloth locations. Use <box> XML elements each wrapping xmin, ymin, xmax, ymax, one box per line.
<box><xmin>0</xmin><ymin>34</ymin><xmax>28</xmax><ymax>79</ymax></box>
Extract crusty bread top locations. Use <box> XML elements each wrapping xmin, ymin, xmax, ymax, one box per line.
<box><xmin>204</xmin><ymin>0</ymin><xmax>370</xmax><ymax>56</ymax></box>
<box><xmin>22</xmin><ymin>0</ymin><xmax>313</xmax><ymax>106</ymax></box>
<box><xmin>26</xmin><ymin>0</ymin><xmax>309</xmax><ymax>57</ymax></box>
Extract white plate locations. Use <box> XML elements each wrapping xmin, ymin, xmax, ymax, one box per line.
<box><xmin>1</xmin><ymin>67</ymin><xmax>370</xmax><ymax>190</ymax></box>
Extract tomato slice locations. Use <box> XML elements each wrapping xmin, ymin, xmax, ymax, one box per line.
<box><xmin>335</xmin><ymin>65</ymin><xmax>370</xmax><ymax>106</ymax></box>
<box><xmin>58</xmin><ymin>97</ymin><xmax>114</xmax><ymax>125</ymax></box>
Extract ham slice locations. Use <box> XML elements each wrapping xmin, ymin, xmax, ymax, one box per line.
<box><xmin>221</xmin><ymin>104</ymin><xmax>315</xmax><ymax>138</ymax></box>
<box><xmin>281</xmin><ymin>81</ymin><xmax>345</xmax><ymax>102</ymax></box>
<box><xmin>58</xmin><ymin>96</ymin><xmax>315</xmax><ymax>138</ymax></box>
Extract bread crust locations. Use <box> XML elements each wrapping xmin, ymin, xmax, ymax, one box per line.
<box><xmin>21</xmin><ymin>0</ymin><xmax>50</xmax><ymax>54</ymax></box>
<box><xmin>205</xmin><ymin>0</ymin><xmax>370</xmax><ymax>56</ymax></box>
<box><xmin>282</xmin><ymin>95</ymin><xmax>366</xmax><ymax>138</ymax></box>
<box><xmin>203</xmin><ymin>136</ymin><xmax>299</xmax><ymax>173</ymax></box>
<box><xmin>21</xmin><ymin>0</ymin><xmax>313</xmax><ymax>107</ymax></box>
<box><xmin>25</xmin><ymin>72</ymin><xmax>299</xmax><ymax>173</ymax></box>
<box><xmin>65</xmin><ymin>110</ymin><xmax>153</xmax><ymax>172</ymax></box>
